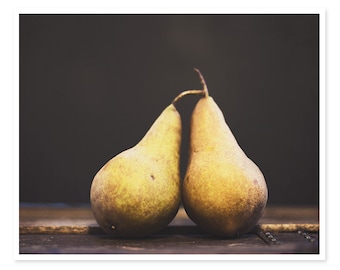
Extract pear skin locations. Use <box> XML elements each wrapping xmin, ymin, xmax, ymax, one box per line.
<box><xmin>90</xmin><ymin>104</ymin><xmax>181</xmax><ymax>238</ymax></box>
<box><xmin>182</xmin><ymin>71</ymin><xmax>268</xmax><ymax>238</ymax></box>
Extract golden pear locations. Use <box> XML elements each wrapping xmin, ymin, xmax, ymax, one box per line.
<box><xmin>90</xmin><ymin>103</ymin><xmax>182</xmax><ymax>238</ymax></box>
<box><xmin>182</xmin><ymin>69</ymin><xmax>268</xmax><ymax>238</ymax></box>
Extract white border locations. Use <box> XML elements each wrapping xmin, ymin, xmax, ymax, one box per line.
<box><xmin>12</xmin><ymin>8</ymin><xmax>326</xmax><ymax>262</ymax></box>
<box><xmin>13</xmin><ymin>6</ymin><xmax>20</xmax><ymax>261</ymax></box>
<box><xmin>318</xmin><ymin>7</ymin><xmax>326</xmax><ymax>262</ymax></box>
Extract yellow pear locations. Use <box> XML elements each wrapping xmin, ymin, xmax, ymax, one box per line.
<box><xmin>182</xmin><ymin>69</ymin><xmax>268</xmax><ymax>238</ymax></box>
<box><xmin>90</xmin><ymin>103</ymin><xmax>182</xmax><ymax>238</ymax></box>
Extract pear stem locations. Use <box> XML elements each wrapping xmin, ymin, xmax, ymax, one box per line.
<box><xmin>193</xmin><ymin>68</ymin><xmax>209</xmax><ymax>97</ymax></box>
<box><xmin>171</xmin><ymin>69</ymin><xmax>209</xmax><ymax>105</ymax></box>
<box><xmin>171</xmin><ymin>89</ymin><xmax>205</xmax><ymax>105</ymax></box>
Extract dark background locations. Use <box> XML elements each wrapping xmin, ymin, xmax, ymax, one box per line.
<box><xmin>19</xmin><ymin>14</ymin><xmax>319</xmax><ymax>206</ymax></box>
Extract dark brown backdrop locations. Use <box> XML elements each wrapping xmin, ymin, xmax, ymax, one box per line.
<box><xmin>19</xmin><ymin>14</ymin><xmax>319</xmax><ymax>205</ymax></box>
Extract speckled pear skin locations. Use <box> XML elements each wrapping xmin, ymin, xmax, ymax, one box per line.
<box><xmin>182</xmin><ymin>96</ymin><xmax>268</xmax><ymax>238</ymax></box>
<box><xmin>90</xmin><ymin>104</ymin><xmax>181</xmax><ymax>238</ymax></box>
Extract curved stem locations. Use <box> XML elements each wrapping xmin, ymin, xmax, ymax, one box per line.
<box><xmin>171</xmin><ymin>69</ymin><xmax>209</xmax><ymax>106</ymax></box>
<box><xmin>193</xmin><ymin>68</ymin><xmax>209</xmax><ymax>97</ymax></box>
<box><xmin>171</xmin><ymin>89</ymin><xmax>205</xmax><ymax>105</ymax></box>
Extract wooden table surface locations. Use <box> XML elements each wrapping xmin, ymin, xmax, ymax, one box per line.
<box><xmin>19</xmin><ymin>204</ymin><xmax>319</xmax><ymax>254</ymax></box>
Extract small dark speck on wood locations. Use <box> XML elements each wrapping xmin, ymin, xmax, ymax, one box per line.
<box><xmin>151</xmin><ymin>174</ymin><xmax>155</xmax><ymax>180</ymax></box>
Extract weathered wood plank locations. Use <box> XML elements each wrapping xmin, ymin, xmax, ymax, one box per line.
<box><xmin>19</xmin><ymin>232</ymin><xmax>319</xmax><ymax>254</ymax></box>
<box><xmin>18</xmin><ymin>205</ymin><xmax>320</xmax><ymax>254</ymax></box>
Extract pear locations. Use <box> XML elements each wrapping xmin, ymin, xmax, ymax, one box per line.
<box><xmin>182</xmin><ymin>69</ymin><xmax>268</xmax><ymax>238</ymax></box>
<box><xmin>90</xmin><ymin>102</ymin><xmax>182</xmax><ymax>238</ymax></box>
